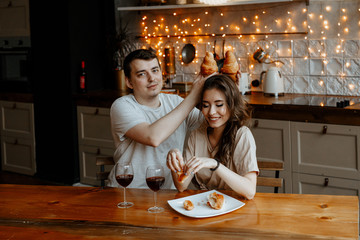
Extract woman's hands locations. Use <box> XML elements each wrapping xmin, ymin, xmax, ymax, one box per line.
<box><xmin>185</xmin><ymin>156</ymin><xmax>218</xmax><ymax>174</ymax></box>
<box><xmin>166</xmin><ymin>149</ymin><xmax>218</xmax><ymax>175</ymax></box>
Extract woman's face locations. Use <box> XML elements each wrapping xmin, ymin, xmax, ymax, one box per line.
<box><xmin>201</xmin><ymin>88</ymin><xmax>231</xmax><ymax>131</ymax></box>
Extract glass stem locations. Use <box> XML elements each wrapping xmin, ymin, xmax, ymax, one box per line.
<box><xmin>153</xmin><ymin>192</ymin><xmax>157</xmax><ymax>207</ymax></box>
<box><xmin>123</xmin><ymin>188</ymin><xmax>127</xmax><ymax>203</ymax></box>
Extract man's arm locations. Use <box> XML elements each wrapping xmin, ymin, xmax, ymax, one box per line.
<box><xmin>125</xmin><ymin>74</ymin><xmax>207</xmax><ymax>147</ymax></box>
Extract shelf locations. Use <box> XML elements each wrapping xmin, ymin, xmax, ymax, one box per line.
<box><xmin>136</xmin><ymin>31</ymin><xmax>308</xmax><ymax>39</ymax></box>
<box><xmin>117</xmin><ymin>0</ymin><xmax>300</xmax><ymax>11</ymax></box>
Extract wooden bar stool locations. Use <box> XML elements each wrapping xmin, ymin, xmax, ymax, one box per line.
<box><xmin>96</xmin><ymin>156</ymin><xmax>115</xmax><ymax>187</ymax></box>
<box><xmin>257</xmin><ymin>161</ymin><xmax>284</xmax><ymax>193</ymax></box>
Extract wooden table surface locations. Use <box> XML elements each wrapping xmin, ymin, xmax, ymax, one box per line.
<box><xmin>0</xmin><ymin>184</ymin><xmax>358</xmax><ymax>239</ymax></box>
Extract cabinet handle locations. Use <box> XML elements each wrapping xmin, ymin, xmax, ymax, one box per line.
<box><xmin>12</xmin><ymin>103</ymin><xmax>16</xmax><ymax>109</ymax></box>
<box><xmin>322</xmin><ymin>125</ymin><xmax>327</xmax><ymax>134</ymax></box>
<box><xmin>14</xmin><ymin>139</ymin><xmax>18</xmax><ymax>145</ymax></box>
<box><xmin>94</xmin><ymin>109</ymin><xmax>99</xmax><ymax>115</ymax></box>
<box><xmin>253</xmin><ymin>120</ymin><xmax>259</xmax><ymax>128</ymax></box>
<box><xmin>324</xmin><ymin>177</ymin><xmax>329</xmax><ymax>187</ymax></box>
<box><xmin>96</xmin><ymin>148</ymin><xmax>101</xmax><ymax>155</ymax></box>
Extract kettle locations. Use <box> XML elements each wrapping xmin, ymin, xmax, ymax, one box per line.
<box><xmin>260</xmin><ymin>67</ymin><xmax>284</xmax><ymax>97</ymax></box>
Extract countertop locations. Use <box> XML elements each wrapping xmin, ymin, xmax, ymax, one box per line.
<box><xmin>73</xmin><ymin>90</ymin><xmax>360</xmax><ymax>126</ymax></box>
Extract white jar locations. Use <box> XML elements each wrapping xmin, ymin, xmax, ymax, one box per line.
<box><xmin>176</xmin><ymin>0</ymin><xmax>186</xmax><ymax>4</ymax></box>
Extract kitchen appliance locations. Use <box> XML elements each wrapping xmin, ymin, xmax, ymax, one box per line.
<box><xmin>238</xmin><ymin>72</ymin><xmax>251</xmax><ymax>95</ymax></box>
<box><xmin>0</xmin><ymin>36</ymin><xmax>32</xmax><ymax>92</ymax></box>
<box><xmin>260</xmin><ymin>67</ymin><xmax>284</xmax><ymax>97</ymax></box>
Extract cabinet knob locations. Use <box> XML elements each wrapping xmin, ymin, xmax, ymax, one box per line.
<box><xmin>324</xmin><ymin>177</ymin><xmax>329</xmax><ymax>187</ymax></box>
<box><xmin>94</xmin><ymin>109</ymin><xmax>99</xmax><ymax>115</ymax></box>
<box><xmin>253</xmin><ymin>120</ymin><xmax>259</xmax><ymax>128</ymax></box>
<box><xmin>14</xmin><ymin>139</ymin><xmax>18</xmax><ymax>145</ymax></box>
<box><xmin>322</xmin><ymin>125</ymin><xmax>327</xmax><ymax>134</ymax></box>
<box><xmin>96</xmin><ymin>148</ymin><xmax>101</xmax><ymax>155</ymax></box>
<box><xmin>12</xmin><ymin>103</ymin><xmax>16</xmax><ymax>109</ymax></box>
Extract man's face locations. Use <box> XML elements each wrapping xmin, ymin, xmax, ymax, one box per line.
<box><xmin>126</xmin><ymin>58</ymin><xmax>163</xmax><ymax>105</ymax></box>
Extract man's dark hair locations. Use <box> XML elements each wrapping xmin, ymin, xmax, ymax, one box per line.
<box><xmin>123</xmin><ymin>48</ymin><xmax>159</xmax><ymax>78</ymax></box>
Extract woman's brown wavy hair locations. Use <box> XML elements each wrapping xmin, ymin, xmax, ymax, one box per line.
<box><xmin>200</xmin><ymin>74</ymin><xmax>252</xmax><ymax>166</ymax></box>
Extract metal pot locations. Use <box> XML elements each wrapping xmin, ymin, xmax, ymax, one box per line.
<box><xmin>181</xmin><ymin>43</ymin><xmax>196</xmax><ymax>64</ymax></box>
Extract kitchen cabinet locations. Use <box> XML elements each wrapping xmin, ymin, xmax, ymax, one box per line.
<box><xmin>291</xmin><ymin>122</ymin><xmax>360</xmax><ymax>181</ymax></box>
<box><xmin>250</xmin><ymin>118</ymin><xmax>292</xmax><ymax>193</ymax></box>
<box><xmin>0</xmin><ymin>100</ymin><xmax>36</xmax><ymax>175</ymax></box>
<box><xmin>77</xmin><ymin>106</ymin><xmax>114</xmax><ymax>186</ymax></box>
<box><xmin>0</xmin><ymin>0</ymin><xmax>30</xmax><ymax>37</ymax></box>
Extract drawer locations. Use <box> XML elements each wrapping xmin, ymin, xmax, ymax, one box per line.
<box><xmin>293</xmin><ymin>172</ymin><xmax>360</xmax><ymax>196</ymax></box>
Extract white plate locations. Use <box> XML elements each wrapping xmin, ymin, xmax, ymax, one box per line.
<box><xmin>167</xmin><ymin>190</ymin><xmax>245</xmax><ymax>218</ymax></box>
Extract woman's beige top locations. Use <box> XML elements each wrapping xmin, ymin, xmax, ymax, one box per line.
<box><xmin>184</xmin><ymin>123</ymin><xmax>259</xmax><ymax>190</ymax></box>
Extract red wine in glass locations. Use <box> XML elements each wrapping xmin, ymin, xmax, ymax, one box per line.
<box><xmin>146</xmin><ymin>165</ymin><xmax>165</xmax><ymax>213</ymax></box>
<box><xmin>115</xmin><ymin>163</ymin><xmax>134</xmax><ymax>208</ymax></box>
<box><xmin>146</xmin><ymin>176</ymin><xmax>165</xmax><ymax>192</ymax></box>
<box><xmin>116</xmin><ymin>174</ymin><xmax>134</xmax><ymax>188</ymax></box>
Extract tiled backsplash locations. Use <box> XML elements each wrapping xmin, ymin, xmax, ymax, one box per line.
<box><xmin>122</xmin><ymin>0</ymin><xmax>360</xmax><ymax>96</ymax></box>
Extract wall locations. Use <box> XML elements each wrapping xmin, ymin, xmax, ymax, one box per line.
<box><xmin>116</xmin><ymin>0</ymin><xmax>360</xmax><ymax>96</ymax></box>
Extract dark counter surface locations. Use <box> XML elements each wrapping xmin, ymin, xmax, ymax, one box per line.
<box><xmin>73</xmin><ymin>90</ymin><xmax>360</xmax><ymax>126</ymax></box>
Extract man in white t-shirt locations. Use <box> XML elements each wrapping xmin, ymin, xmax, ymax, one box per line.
<box><xmin>107</xmin><ymin>49</ymin><xmax>207</xmax><ymax>189</ymax></box>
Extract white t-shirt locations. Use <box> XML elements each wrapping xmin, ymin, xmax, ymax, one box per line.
<box><xmin>108</xmin><ymin>93</ymin><xmax>203</xmax><ymax>189</ymax></box>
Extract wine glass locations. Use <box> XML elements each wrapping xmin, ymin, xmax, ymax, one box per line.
<box><xmin>115</xmin><ymin>163</ymin><xmax>134</xmax><ymax>208</ymax></box>
<box><xmin>146</xmin><ymin>164</ymin><xmax>165</xmax><ymax>213</ymax></box>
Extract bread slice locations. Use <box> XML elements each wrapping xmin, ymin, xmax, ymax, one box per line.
<box><xmin>207</xmin><ymin>192</ymin><xmax>225</xmax><ymax>210</ymax></box>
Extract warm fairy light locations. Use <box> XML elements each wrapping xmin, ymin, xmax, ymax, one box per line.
<box><xmin>348</xmin><ymin>83</ymin><xmax>355</xmax><ymax>91</ymax></box>
<box><xmin>325</xmin><ymin>6</ymin><xmax>331</xmax><ymax>12</ymax></box>
<box><xmin>344</xmin><ymin>28</ymin><xmax>349</xmax><ymax>33</ymax></box>
<box><xmin>345</xmin><ymin>62</ymin><xmax>351</xmax><ymax>68</ymax></box>
<box><xmin>243</xmin><ymin>17</ymin><xmax>247</xmax><ymax>22</ymax></box>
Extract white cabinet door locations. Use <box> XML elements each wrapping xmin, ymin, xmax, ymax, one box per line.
<box><xmin>1</xmin><ymin>135</ymin><xmax>35</xmax><ymax>175</ymax></box>
<box><xmin>0</xmin><ymin>101</ymin><xmax>36</xmax><ymax>175</ymax></box>
<box><xmin>291</xmin><ymin>122</ymin><xmax>360</xmax><ymax>181</ymax></box>
<box><xmin>0</xmin><ymin>101</ymin><xmax>34</xmax><ymax>138</ymax></box>
<box><xmin>0</xmin><ymin>0</ymin><xmax>30</xmax><ymax>37</ymax></box>
<box><xmin>78</xmin><ymin>145</ymin><xmax>114</xmax><ymax>186</ymax></box>
<box><xmin>77</xmin><ymin>106</ymin><xmax>113</xmax><ymax>148</ymax></box>
<box><xmin>251</xmin><ymin>119</ymin><xmax>292</xmax><ymax>193</ymax></box>
<box><xmin>293</xmin><ymin>172</ymin><xmax>360</xmax><ymax>196</ymax></box>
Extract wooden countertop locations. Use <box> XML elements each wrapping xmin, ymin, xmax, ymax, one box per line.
<box><xmin>0</xmin><ymin>184</ymin><xmax>358</xmax><ymax>239</ymax></box>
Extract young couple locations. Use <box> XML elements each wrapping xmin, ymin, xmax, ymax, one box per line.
<box><xmin>108</xmin><ymin>49</ymin><xmax>258</xmax><ymax>199</ymax></box>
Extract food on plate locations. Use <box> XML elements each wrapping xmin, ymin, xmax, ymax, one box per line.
<box><xmin>207</xmin><ymin>192</ymin><xmax>225</xmax><ymax>210</ymax></box>
<box><xmin>220</xmin><ymin>50</ymin><xmax>240</xmax><ymax>81</ymax></box>
<box><xmin>201</xmin><ymin>52</ymin><xmax>218</xmax><ymax>76</ymax></box>
<box><xmin>183</xmin><ymin>200</ymin><xmax>194</xmax><ymax>211</ymax></box>
<box><xmin>176</xmin><ymin>171</ymin><xmax>188</xmax><ymax>183</ymax></box>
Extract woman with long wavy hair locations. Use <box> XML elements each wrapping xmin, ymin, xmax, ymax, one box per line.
<box><xmin>167</xmin><ymin>74</ymin><xmax>258</xmax><ymax>199</ymax></box>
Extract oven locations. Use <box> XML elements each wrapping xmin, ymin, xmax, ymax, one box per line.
<box><xmin>0</xmin><ymin>37</ymin><xmax>32</xmax><ymax>92</ymax></box>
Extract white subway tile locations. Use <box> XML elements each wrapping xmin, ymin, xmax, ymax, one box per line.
<box><xmin>293</xmin><ymin>76</ymin><xmax>309</xmax><ymax>94</ymax></box>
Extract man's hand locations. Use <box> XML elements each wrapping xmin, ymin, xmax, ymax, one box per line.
<box><xmin>166</xmin><ymin>149</ymin><xmax>184</xmax><ymax>173</ymax></box>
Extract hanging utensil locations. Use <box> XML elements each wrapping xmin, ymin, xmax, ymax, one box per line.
<box><xmin>181</xmin><ymin>43</ymin><xmax>196</xmax><ymax>64</ymax></box>
<box><xmin>217</xmin><ymin>39</ymin><xmax>225</xmax><ymax>71</ymax></box>
<box><xmin>213</xmin><ymin>40</ymin><xmax>220</xmax><ymax>61</ymax></box>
